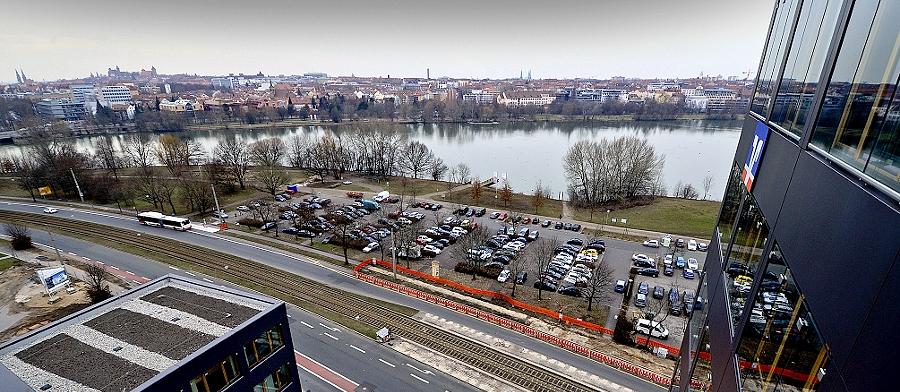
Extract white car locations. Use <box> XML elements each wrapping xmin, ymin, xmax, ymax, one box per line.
<box><xmin>397</xmin><ymin>217</ymin><xmax>412</xmax><ymax>225</ymax></box>
<box><xmin>642</xmin><ymin>239</ymin><xmax>660</xmax><ymax>248</ymax></box>
<box><xmin>342</xmin><ymin>180</ymin><xmax>353</xmax><ymax>185</ymax></box>
<box><xmin>213</xmin><ymin>210</ymin><xmax>228</xmax><ymax>219</ymax></box>
<box><xmin>43</xmin><ymin>207</ymin><xmax>58</xmax><ymax>214</ymax></box>
<box><xmin>362</xmin><ymin>242</ymin><xmax>380</xmax><ymax>253</ymax></box>
<box><xmin>632</xmin><ymin>253</ymin><xmax>652</xmax><ymax>263</ymax></box>
<box><xmin>664</xmin><ymin>255</ymin><xmax>674</xmax><ymax>267</ymax></box>
<box><xmin>687</xmin><ymin>239</ymin><xmax>698</xmax><ymax>251</ymax></box>
<box><xmin>236</xmin><ymin>205</ymin><xmax>250</xmax><ymax>212</ymax></box>
<box><xmin>422</xmin><ymin>244</ymin><xmax>442</xmax><ymax>255</ymax></box>
<box><xmin>497</xmin><ymin>269</ymin><xmax>511</xmax><ymax>283</ymax></box>
<box><xmin>687</xmin><ymin>258</ymin><xmax>699</xmax><ymax>270</ymax></box>
<box><xmin>634</xmin><ymin>319</ymin><xmax>669</xmax><ymax>339</ymax></box>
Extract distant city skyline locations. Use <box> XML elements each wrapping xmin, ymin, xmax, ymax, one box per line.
<box><xmin>1</xmin><ymin>0</ymin><xmax>773</xmax><ymax>83</ymax></box>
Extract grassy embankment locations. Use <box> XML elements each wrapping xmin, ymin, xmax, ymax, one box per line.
<box><xmin>573</xmin><ymin>197</ymin><xmax>719</xmax><ymax>239</ymax></box>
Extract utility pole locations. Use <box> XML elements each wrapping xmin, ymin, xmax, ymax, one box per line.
<box><xmin>70</xmin><ymin>168</ymin><xmax>85</xmax><ymax>204</ymax></box>
<box><xmin>391</xmin><ymin>228</ymin><xmax>397</xmax><ymax>279</ymax></box>
<box><xmin>46</xmin><ymin>226</ymin><xmax>62</xmax><ymax>264</ymax></box>
<box><xmin>211</xmin><ymin>184</ymin><xmax>221</xmax><ymax>217</ymax></box>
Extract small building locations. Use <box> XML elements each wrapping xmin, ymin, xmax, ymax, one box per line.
<box><xmin>462</xmin><ymin>90</ymin><xmax>499</xmax><ymax>104</ymax></box>
<box><xmin>33</xmin><ymin>99</ymin><xmax>87</xmax><ymax>121</ymax></box>
<box><xmin>99</xmin><ymin>85</ymin><xmax>133</xmax><ymax>106</ymax></box>
<box><xmin>497</xmin><ymin>90</ymin><xmax>556</xmax><ymax>106</ymax></box>
<box><xmin>0</xmin><ymin>275</ymin><xmax>300</xmax><ymax>392</ymax></box>
<box><xmin>159</xmin><ymin>99</ymin><xmax>203</xmax><ymax>112</ymax></box>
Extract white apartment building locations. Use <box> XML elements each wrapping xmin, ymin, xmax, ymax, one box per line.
<box><xmin>462</xmin><ymin>90</ymin><xmax>500</xmax><ymax>104</ymax></box>
<box><xmin>575</xmin><ymin>89</ymin><xmax>629</xmax><ymax>103</ymax></box>
<box><xmin>98</xmin><ymin>85</ymin><xmax>132</xmax><ymax>106</ymax></box>
<box><xmin>497</xmin><ymin>91</ymin><xmax>556</xmax><ymax>106</ymax></box>
<box><xmin>158</xmin><ymin>99</ymin><xmax>202</xmax><ymax>112</ymax></box>
<box><xmin>681</xmin><ymin>86</ymin><xmax>739</xmax><ymax>112</ymax></box>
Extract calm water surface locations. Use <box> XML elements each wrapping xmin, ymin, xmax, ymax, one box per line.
<box><xmin>0</xmin><ymin>120</ymin><xmax>741</xmax><ymax>199</ymax></box>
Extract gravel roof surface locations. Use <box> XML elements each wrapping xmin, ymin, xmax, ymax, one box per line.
<box><xmin>84</xmin><ymin>308</ymin><xmax>216</xmax><ymax>360</ymax></box>
<box><xmin>14</xmin><ymin>334</ymin><xmax>156</xmax><ymax>392</ymax></box>
<box><xmin>140</xmin><ymin>286</ymin><xmax>259</xmax><ymax>328</ymax></box>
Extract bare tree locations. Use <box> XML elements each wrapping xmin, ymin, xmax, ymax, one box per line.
<box><xmin>84</xmin><ymin>262</ymin><xmax>112</xmax><ymax>303</ymax></box>
<box><xmin>499</xmin><ymin>181</ymin><xmax>513</xmax><ymax>207</ymax></box>
<box><xmin>287</xmin><ymin>134</ymin><xmax>313</xmax><ymax>168</ymax></box>
<box><xmin>430</xmin><ymin>158</ymin><xmax>448</xmax><ymax>181</ymax></box>
<box><xmin>563</xmin><ymin>136</ymin><xmax>665</xmax><ymax>207</ymax></box>
<box><xmin>214</xmin><ymin>138</ymin><xmax>251</xmax><ymax>190</ymax></box>
<box><xmin>701</xmin><ymin>175</ymin><xmax>714</xmax><ymax>200</ymax></box>
<box><xmin>5</xmin><ymin>223</ymin><xmax>32</xmax><ymax>250</ymax></box>
<box><xmin>531</xmin><ymin>181</ymin><xmax>545</xmax><ymax>214</ymax></box>
<box><xmin>471</xmin><ymin>177</ymin><xmax>483</xmax><ymax>203</ymax></box>
<box><xmin>399</xmin><ymin>141</ymin><xmax>434</xmax><ymax>179</ymax></box>
<box><xmin>673</xmin><ymin>182</ymin><xmax>700</xmax><ymax>199</ymax></box>
<box><xmin>449</xmin><ymin>225</ymin><xmax>492</xmax><ymax>280</ymax></box>
<box><xmin>252</xmin><ymin>166</ymin><xmax>289</xmax><ymax>197</ymax></box>
<box><xmin>123</xmin><ymin>134</ymin><xmax>156</xmax><ymax>175</ymax></box>
<box><xmin>8</xmin><ymin>154</ymin><xmax>44</xmax><ymax>201</ymax></box>
<box><xmin>331</xmin><ymin>220</ymin><xmax>359</xmax><ymax>266</ymax></box>
<box><xmin>453</xmin><ymin>163</ymin><xmax>471</xmax><ymax>184</ymax></box>
<box><xmin>531</xmin><ymin>236</ymin><xmax>560</xmax><ymax>300</ymax></box>
<box><xmin>93</xmin><ymin>136</ymin><xmax>123</xmax><ymax>180</ymax></box>
<box><xmin>155</xmin><ymin>134</ymin><xmax>204</xmax><ymax>177</ymax></box>
<box><xmin>249</xmin><ymin>138</ymin><xmax>287</xmax><ymax>167</ymax></box>
<box><xmin>583</xmin><ymin>258</ymin><xmax>615</xmax><ymax>311</ymax></box>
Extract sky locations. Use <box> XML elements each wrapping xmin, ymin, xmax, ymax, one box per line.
<box><xmin>0</xmin><ymin>0</ymin><xmax>774</xmax><ymax>82</ymax></box>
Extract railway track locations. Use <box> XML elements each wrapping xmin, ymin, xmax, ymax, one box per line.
<box><xmin>0</xmin><ymin>211</ymin><xmax>602</xmax><ymax>392</ymax></box>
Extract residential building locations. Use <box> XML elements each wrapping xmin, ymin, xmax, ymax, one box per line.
<box><xmin>575</xmin><ymin>88</ymin><xmax>629</xmax><ymax>103</ymax></box>
<box><xmin>69</xmin><ymin>84</ymin><xmax>95</xmax><ymax>104</ymax></box>
<box><xmin>0</xmin><ymin>275</ymin><xmax>300</xmax><ymax>392</ymax></box>
<box><xmin>98</xmin><ymin>85</ymin><xmax>132</xmax><ymax>106</ymax></box>
<box><xmin>497</xmin><ymin>90</ymin><xmax>556</xmax><ymax>106</ymax></box>
<box><xmin>672</xmin><ymin>1</ymin><xmax>900</xmax><ymax>392</ymax></box>
<box><xmin>462</xmin><ymin>89</ymin><xmax>499</xmax><ymax>104</ymax></box>
<box><xmin>34</xmin><ymin>99</ymin><xmax>87</xmax><ymax>121</ymax></box>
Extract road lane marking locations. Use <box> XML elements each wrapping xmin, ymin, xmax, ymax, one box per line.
<box><xmin>410</xmin><ymin>373</ymin><xmax>430</xmax><ymax>384</ymax></box>
<box><xmin>132</xmin><ymin>280</ymin><xmax>142</xmax><ymax>285</ymax></box>
<box><xmin>319</xmin><ymin>323</ymin><xmax>340</xmax><ymax>332</ymax></box>
<box><xmin>82</xmin><ymin>256</ymin><xmax>91</xmax><ymax>261</ymax></box>
<box><xmin>300</xmin><ymin>321</ymin><xmax>314</xmax><ymax>329</ymax></box>
<box><xmin>202</xmin><ymin>278</ymin><xmax>214</xmax><ymax>283</ymax></box>
<box><xmin>125</xmin><ymin>270</ymin><xmax>134</xmax><ymax>275</ymax></box>
<box><xmin>378</xmin><ymin>358</ymin><xmax>396</xmax><ymax>367</ymax></box>
<box><xmin>96</xmin><ymin>261</ymin><xmax>104</xmax><ymax>264</ymax></box>
<box><xmin>406</xmin><ymin>363</ymin><xmax>432</xmax><ymax>374</ymax></box>
<box><xmin>185</xmin><ymin>272</ymin><xmax>196</xmax><ymax>277</ymax></box>
<box><xmin>323</xmin><ymin>332</ymin><xmax>339</xmax><ymax>341</ymax></box>
<box><xmin>349</xmin><ymin>345</ymin><xmax>365</xmax><ymax>354</ymax></box>
<box><xmin>167</xmin><ymin>265</ymin><xmax>180</xmax><ymax>271</ymax></box>
<box><xmin>109</xmin><ymin>266</ymin><xmax>119</xmax><ymax>270</ymax></box>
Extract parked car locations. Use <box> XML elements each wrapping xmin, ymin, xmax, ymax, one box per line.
<box><xmin>675</xmin><ymin>256</ymin><xmax>686</xmax><ymax>269</ymax></box>
<box><xmin>422</xmin><ymin>245</ymin><xmax>442</xmax><ymax>256</ymax></box>
<box><xmin>637</xmin><ymin>282</ymin><xmax>649</xmax><ymax>295</ymax></box>
<box><xmin>668</xmin><ymin>287</ymin><xmax>680</xmax><ymax>303</ymax></box>
<box><xmin>636</xmin><ymin>268</ymin><xmax>660</xmax><ymax>278</ymax></box>
<box><xmin>236</xmin><ymin>205</ymin><xmax>250</xmax><ymax>212</ymax></box>
<box><xmin>475</xmin><ymin>208</ymin><xmax>486</xmax><ymax>217</ymax></box>
<box><xmin>522</xmin><ymin>217</ymin><xmax>531</xmax><ymax>224</ymax></box>
<box><xmin>261</xmin><ymin>222</ymin><xmax>277</xmax><ymax>231</ymax></box>
<box><xmin>281</xmin><ymin>227</ymin><xmax>299</xmax><ymax>235</ymax></box>
<box><xmin>642</xmin><ymin>239</ymin><xmax>660</xmax><ymax>248</ymax></box>
<box><xmin>43</xmin><ymin>207</ymin><xmax>58</xmax><ymax>214</ymax></box>
<box><xmin>634</xmin><ymin>293</ymin><xmax>648</xmax><ymax>308</ymax></box>
<box><xmin>682</xmin><ymin>268</ymin><xmax>696</xmax><ymax>279</ymax></box>
<box><xmin>542</xmin><ymin>220</ymin><xmax>551</xmax><ymax>227</ymax></box>
<box><xmin>614</xmin><ymin>280</ymin><xmax>626</xmax><ymax>293</ymax></box>
<box><xmin>558</xmin><ymin>285</ymin><xmax>581</xmax><ymax>296</ymax></box>
<box><xmin>497</xmin><ymin>269</ymin><xmax>511</xmax><ymax>283</ymax></box>
<box><xmin>653</xmin><ymin>286</ymin><xmax>665</xmax><ymax>299</ymax></box>
<box><xmin>514</xmin><ymin>271</ymin><xmax>528</xmax><ymax>285</ymax></box>
<box><xmin>687</xmin><ymin>239</ymin><xmax>698</xmax><ymax>251</ymax></box>
<box><xmin>533</xmin><ymin>279</ymin><xmax>557</xmax><ymax>291</ymax></box>
<box><xmin>527</xmin><ymin>230</ymin><xmax>539</xmax><ymax>241</ymax></box>
<box><xmin>296</xmin><ymin>230</ymin><xmax>316</xmax><ymax>238</ymax></box>
<box><xmin>566</xmin><ymin>238</ymin><xmax>584</xmax><ymax>247</ymax></box>
<box><xmin>554</xmin><ymin>222</ymin><xmax>563</xmax><ymax>229</ymax></box>
<box><xmin>698</xmin><ymin>242</ymin><xmax>708</xmax><ymax>252</ymax></box>
<box><xmin>687</xmin><ymin>258</ymin><xmax>699</xmax><ymax>270</ymax></box>
<box><xmin>676</xmin><ymin>238</ymin><xmax>685</xmax><ymax>248</ymax></box>
<box><xmin>362</xmin><ymin>242</ymin><xmax>380</xmax><ymax>253</ymax></box>
<box><xmin>664</xmin><ymin>265</ymin><xmax>674</xmax><ymax>276</ymax></box>
<box><xmin>634</xmin><ymin>319</ymin><xmax>669</xmax><ymax>339</ymax></box>
<box><xmin>633</xmin><ymin>258</ymin><xmax>656</xmax><ymax>269</ymax></box>
<box><xmin>489</xmin><ymin>211</ymin><xmax>501</xmax><ymax>219</ymax></box>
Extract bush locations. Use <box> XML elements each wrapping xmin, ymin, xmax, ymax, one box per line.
<box><xmin>237</xmin><ymin>218</ymin><xmax>263</xmax><ymax>228</ymax></box>
<box><xmin>5</xmin><ymin>223</ymin><xmax>32</xmax><ymax>250</ymax></box>
<box><xmin>454</xmin><ymin>262</ymin><xmax>503</xmax><ymax>278</ymax></box>
<box><xmin>613</xmin><ymin>309</ymin><xmax>636</xmax><ymax>346</ymax></box>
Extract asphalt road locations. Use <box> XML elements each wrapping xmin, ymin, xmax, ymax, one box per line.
<box><xmin>20</xmin><ymin>227</ymin><xmax>475</xmax><ymax>392</ymax></box>
<box><xmin>1</xmin><ymin>200</ymin><xmax>663</xmax><ymax>391</ymax></box>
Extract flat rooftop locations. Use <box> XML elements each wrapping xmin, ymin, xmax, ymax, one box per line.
<box><xmin>0</xmin><ymin>275</ymin><xmax>279</xmax><ymax>392</ymax></box>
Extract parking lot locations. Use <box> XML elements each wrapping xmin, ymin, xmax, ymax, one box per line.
<box><xmin>220</xmin><ymin>190</ymin><xmax>708</xmax><ymax>347</ymax></box>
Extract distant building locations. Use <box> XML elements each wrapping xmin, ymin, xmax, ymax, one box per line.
<box><xmin>646</xmin><ymin>82</ymin><xmax>681</xmax><ymax>91</ymax></box>
<box><xmin>682</xmin><ymin>86</ymin><xmax>739</xmax><ymax>112</ymax></box>
<box><xmin>159</xmin><ymin>99</ymin><xmax>203</xmax><ymax>112</ymax></box>
<box><xmin>498</xmin><ymin>91</ymin><xmax>556</xmax><ymax>106</ymax></box>
<box><xmin>69</xmin><ymin>84</ymin><xmax>95</xmax><ymax>104</ymax></box>
<box><xmin>575</xmin><ymin>89</ymin><xmax>629</xmax><ymax>103</ymax></box>
<box><xmin>34</xmin><ymin>99</ymin><xmax>87</xmax><ymax>121</ymax></box>
<box><xmin>99</xmin><ymin>85</ymin><xmax>132</xmax><ymax>106</ymax></box>
<box><xmin>462</xmin><ymin>90</ymin><xmax>499</xmax><ymax>104</ymax></box>
<box><xmin>164</xmin><ymin>83</ymin><xmax>172</xmax><ymax>94</ymax></box>
<box><xmin>0</xmin><ymin>275</ymin><xmax>300</xmax><ymax>392</ymax></box>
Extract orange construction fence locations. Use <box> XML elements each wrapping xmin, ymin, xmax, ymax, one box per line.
<box><xmin>353</xmin><ymin>258</ymin><xmax>676</xmax><ymax>386</ymax></box>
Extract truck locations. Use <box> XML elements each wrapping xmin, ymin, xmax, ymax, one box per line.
<box><xmin>361</xmin><ymin>199</ymin><xmax>381</xmax><ymax>211</ymax></box>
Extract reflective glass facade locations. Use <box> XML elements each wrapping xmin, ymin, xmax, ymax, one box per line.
<box><xmin>245</xmin><ymin>324</ymin><xmax>285</xmax><ymax>368</ymax></box>
<box><xmin>752</xmin><ymin>0</ymin><xmax>801</xmax><ymax>116</ymax></box>
<box><xmin>724</xmin><ymin>195</ymin><xmax>770</xmax><ymax>331</ymax></box>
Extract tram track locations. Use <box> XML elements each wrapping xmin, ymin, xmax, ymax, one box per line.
<box><xmin>0</xmin><ymin>211</ymin><xmax>602</xmax><ymax>392</ymax></box>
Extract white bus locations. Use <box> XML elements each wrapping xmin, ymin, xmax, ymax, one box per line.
<box><xmin>137</xmin><ymin>211</ymin><xmax>192</xmax><ymax>231</ymax></box>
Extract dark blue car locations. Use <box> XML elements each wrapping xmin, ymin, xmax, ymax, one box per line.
<box><xmin>682</xmin><ymin>269</ymin><xmax>696</xmax><ymax>279</ymax></box>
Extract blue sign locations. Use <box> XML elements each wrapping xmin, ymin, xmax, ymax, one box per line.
<box><xmin>741</xmin><ymin>121</ymin><xmax>769</xmax><ymax>192</ymax></box>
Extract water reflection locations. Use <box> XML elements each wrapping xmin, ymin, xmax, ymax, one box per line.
<box><xmin>0</xmin><ymin>120</ymin><xmax>741</xmax><ymax>198</ymax></box>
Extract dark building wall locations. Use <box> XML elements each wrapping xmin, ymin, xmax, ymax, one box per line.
<box><xmin>138</xmin><ymin>303</ymin><xmax>301</xmax><ymax>392</ymax></box>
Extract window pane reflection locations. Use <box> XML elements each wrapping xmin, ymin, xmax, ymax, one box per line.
<box><xmin>737</xmin><ymin>244</ymin><xmax>829</xmax><ymax>391</ymax></box>
<box><xmin>770</xmin><ymin>0</ymin><xmax>844</xmax><ymax>136</ymax></box>
<box><xmin>689</xmin><ymin>326</ymin><xmax>712</xmax><ymax>391</ymax></box>
<box><xmin>724</xmin><ymin>194</ymin><xmax>769</xmax><ymax>331</ymax></box>
<box><xmin>811</xmin><ymin>0</ymin><xmax>900</xmax><ymax>192</ymax></box>
<box><xmin>752</xmin><ymin>0</ymin><xmax>801</xmax><ymax>116</ymax></box>
<box><xmin>717</xmin><ymin>163</ymin><xmax>743</xmax><ymax>249</ymax></box>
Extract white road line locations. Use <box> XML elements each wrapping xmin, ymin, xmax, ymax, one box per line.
<box><xmin>185</xmin><ymin>272</ymin><xmax>196</xmax><ymax>277</ymax></box>
<box><xmin>300</xmin><ymin>321</ymin><xmax>314</xmax><ymax>329</ymax></box>
<box><xmin>67</xmin><ymin>252</ymin><xmax>77</xmax><ymax>256</ymax></box>
<box><xmin>406</xmin><ymin>363</ymin><xmax>432</xmax><ymax>374</ymax></box>
<box><xmin>132</xmin><ymin>280</ymin><xmax>142</xmax><ymax>285</ymax></box>
<box><xmin>96</xmin><ymin>261</ymin><xmax>104</xmax><ymax>265</ymax></box>
<box><xmin>202</xmin><ymin>278</ymin><xmax>214</xmax><ymax>283</ymax></box>
<box><xmin>378</xmin><ymin>358</ymin><xmax>395</xmax><ymax>367</ymax></box>
<box><xmin>167</xmin><ymin>265</ymin><xmax>180</xmax><ymax>271</ymax></box>
<box><xmin>322</xmin><ymin>332</ymin><xmax>339</xmax><ymax>341</ymax></box>
<box><xmin>125</xmin><ymin>270</ymin><xmax>134</xmax><ymax>275</ymax></box>
<box><xmin>349</xmin><ymin>345</ymin><xmax>366</xmax><ymax>354</ymax></box>
<box><xmin>109</xmin><ymin>266</ymin><xmax>119</xmax><ymax>270</ymax></box>
<box><xmin>318</xmin><ymin>323</ymin><xmax>340</xmax><ymax>332</ymax></box>
<box><xmin>410</xmin><ymin>373</ymin><xmax>430</xmax><ymax>384</ymax></box>
<box><xmin>81</xmin><ymin>256</ymin><xmax>91</xmax><ymax>261</ymax></box>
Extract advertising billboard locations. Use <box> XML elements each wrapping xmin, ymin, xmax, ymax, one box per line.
<box><xmin>741</xmin><ymin>121</ymin><xmax>769</xmax><ymax>192</ymax></box>
<box><xmin>36</xmin><ymin>267</ymin><xmax>70</xmax><ymax>294</ymax></box>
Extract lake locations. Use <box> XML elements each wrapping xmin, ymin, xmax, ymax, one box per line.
<box><xmin>0</xmin><ymin>120</ymin><xmax>742</xmax><ymax>200</ymax></box>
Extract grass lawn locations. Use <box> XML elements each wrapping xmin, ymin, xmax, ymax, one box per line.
<box><xmin>443</xmin><ymin>188</ymin><xmax>564</xmax><ymax>218</ymax></box>
<box><xmin>574</xmin><ymin>197</ymin><xmax>719</xmax><ymax>238</ymax></box>
<box><xmin>357</xmin><ymin>176</ymin><xmax>451</xmax><ymax>197</ymax></box>
<box><xmin>0</xmin><ymin>256</ymin><xmax>17</xmax><ymax>271</ymax></box>
<box><xmin>0</xmin><ymin>178</ymin><xmax>35</xmax><ymax>198</ymax></box>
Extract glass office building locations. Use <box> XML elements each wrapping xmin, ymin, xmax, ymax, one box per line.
<box><xmin>671</xmin><ymin>1</ymin><xmax>900</xmax><ymax>391</ymax></box>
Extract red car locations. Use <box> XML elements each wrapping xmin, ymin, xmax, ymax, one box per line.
<box><xmin>498</xmin><ymin>212</ymin><xmax>508</xmax><ymax>221</ymax></box>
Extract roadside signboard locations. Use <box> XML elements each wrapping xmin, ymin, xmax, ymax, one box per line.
<box><xmin>38</xmin><ymin>186</ymin><xmax>52</xmax><ymax>196</ymax></box>
<box><xmin>36</xmin><ymin>267</ymin><xmax>69</xmax><ymax>294</ymax></box>
<box><xmin>431</xmin><ymin>260</ymin><xmax>440</xmax><ymax>277</ymax></box>
<box><xmin>742</xmin><ymin>121</ymin><xmax>769</xmax><ymax>192</ymax></box>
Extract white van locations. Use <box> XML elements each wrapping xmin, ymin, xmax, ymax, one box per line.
<box><xmin>688</xmin><ymin>239</ymin><xmax>698</xmax><ymax>251</ymax></box>
<box><xmin>634</xmin><ymin>319</ymin><xmax>669</xmax><ymax>339</ymax></box>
